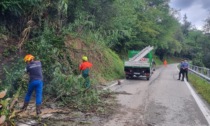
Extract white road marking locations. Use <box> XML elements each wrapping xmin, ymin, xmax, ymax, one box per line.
<box><xmin>177</xmin><ymin>67</ymin><xmax>210</xmax><ymax>125</ymax></box>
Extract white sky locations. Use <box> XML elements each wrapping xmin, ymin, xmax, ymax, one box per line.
<box><xmin>169</xmin><ymin>0</ymin><xmax>210</xmax><ymax>30</ymax></box>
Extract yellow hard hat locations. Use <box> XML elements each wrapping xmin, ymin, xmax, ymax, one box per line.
<box><xmin>82</xmin><ymin>56</ymin><xmax>88</xmax><ymax>61</ymax></box>
<box><xmin>24</xmin><ymin>54</ymin><xmax>34</xmax><ymax>62</ymax></box>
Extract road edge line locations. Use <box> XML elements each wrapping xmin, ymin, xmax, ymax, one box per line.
<box><xmin>176</xmin><ymin>67</ymin><xmax>210</xmax><ymax>125</ymax></box>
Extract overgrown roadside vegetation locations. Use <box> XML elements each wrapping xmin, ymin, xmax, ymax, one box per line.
<box><xmin>189</xmin><ymin>73</ymin><xmax>210</xmax><ymax>104</ymax></box>
<box><xmin>0</xmin><ymin>25</ymin><xmax>124</xmax><ymax>125</ymax></box>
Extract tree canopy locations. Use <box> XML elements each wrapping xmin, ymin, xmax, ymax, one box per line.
<box><xmin>0</xmin><ymin>0</ymin><xmax>210</xmax><ymax>67</ymax></box>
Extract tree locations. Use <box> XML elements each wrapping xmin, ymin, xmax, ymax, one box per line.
<box><xmin>203</xmin><ymin>16</ymin><xmax>210</xmax><ymax>33</ymax></box>
<box><xmin>181</xmin><ymin>14</ymin><xmax>191</xmax><ymax>36</ymax></box>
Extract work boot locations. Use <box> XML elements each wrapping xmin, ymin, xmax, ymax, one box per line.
<box><xmin>21</xmin><ymin>102</ymin><xmax>29</xmax><ymax>111</ymax></box>
<box><xmin>36</xmin><ymin>105</ymin><xmax>42</xmax><ymax>115</ymax></box>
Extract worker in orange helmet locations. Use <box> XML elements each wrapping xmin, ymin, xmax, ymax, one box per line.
<box><xmin>163</xmin><ymin>59</ymin><xmax>167</xmax><ymax>67</ymax></box>
<box><xmin>22</xmin><ymin>54</ymin><xmax>43</xmax><ymax>115</ymax></box>
<box><xmin>79</xmin><ymin>56</ymin><xmax>93</xmax><ymax>88</ymax></box>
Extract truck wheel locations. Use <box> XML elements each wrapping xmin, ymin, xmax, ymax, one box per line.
<box><xmin>147</xmin><ymin>77</ymin><xmax>150</xmax><ymax>80</ymax></box>
<box><xmin>126</xmin><ymin>76</ymin><xmax>130</xmax><ymax>79</ymax></box>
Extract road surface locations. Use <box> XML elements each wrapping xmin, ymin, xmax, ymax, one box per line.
<box><xmin>104</xmin><ymin>64</ymin><xmax>209</xmax><ymax>126</ymax></box>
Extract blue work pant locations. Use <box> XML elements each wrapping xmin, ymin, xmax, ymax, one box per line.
<box><xmin>82</xmin><ymin>69</ymin><xmax>90</xmax><ymax>88</ymax></box>
<box><xmin>24</xmin><ymin>80</ymin><xmax>43</xmax><ymax>105</ymax></box>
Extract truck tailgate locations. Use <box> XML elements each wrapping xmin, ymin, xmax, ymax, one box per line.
<box><xmin>124</xmin><ymin>61</ymin><xmax>150</xmax><ymax>67</ymax></box>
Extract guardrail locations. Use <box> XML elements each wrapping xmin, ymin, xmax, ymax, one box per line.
<box><xmin>189</xmin><ymin>64</ymin><xmax>210</xmax><ymax>81</ymax></box>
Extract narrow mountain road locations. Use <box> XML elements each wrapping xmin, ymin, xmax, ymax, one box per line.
<box><xmin>103</xmin><ymin>64</ymin><xmax>209</xmax><ymax>126</ymax></box>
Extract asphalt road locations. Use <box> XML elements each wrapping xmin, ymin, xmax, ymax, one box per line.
<box><xmin>104</xmin><ymin>64</ymin><xmax>209</xmax><ymax>126</ymax></box>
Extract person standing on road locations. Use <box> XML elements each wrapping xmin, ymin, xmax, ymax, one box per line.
<box><xmin>163</xmin><ymin>59</ymin><xmax>167</xmax><ymax>67</ymax></box>
<box><xmin>22</xmin><ymin>54</ymin><xmax>43</xmax><ymax>115</ymax></box>
<box><xmin>182</xmin><ymin>60</ymin><xmax>189</xmax><ymax>81</ymax></box>
<box><xmin>178</xmin><ymin>60</ymin><xmax>184</xmax><ymax>80</ymax></box>
<box><xmin>79</xmin><ymin>56</ymin><xmax>93</xmax><ymax>88</ymax></box>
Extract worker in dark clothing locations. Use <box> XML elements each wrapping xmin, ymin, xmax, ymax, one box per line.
<box><xmin>22</xmin><ymin>54</ymin><xmax>43</xmax><ymax>115</ymax></box>
<box><xmin>183</xmin><ymin>60</ymin><xmax>189</xmax><ymax>81</ymax></box>
<box><xmin>79</xmin><ymin>56</ymin><xmax>93</xmax><ymax>88</ymax></box>
<box><xmin>178</xmin><ymin>61</ymin><xmax>184</xmax><ymax>80</ymax></box>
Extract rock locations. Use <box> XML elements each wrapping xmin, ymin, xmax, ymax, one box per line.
<box><xmin>0</xmin><ymin>34</ymin><xmax>8</xmax><ymax>41</ymax></box>
<box><xmin>0</xmin><ymin>115</ymin><xmax>6</xmax><ymax>125</ymax></box>
<box><xmin>49</xmin><ymin>103</ymin><xmax>56</xmax><ymax>109</ymax></box>
<box><xmin>117</xmin><ymin>80</ymin><xmax>121</xmax><ymax>85</ymax></box>
<box><xmin>0</xmin><ymin>89</ymin><xmax>7</xmax><ymax>98</ymax></box>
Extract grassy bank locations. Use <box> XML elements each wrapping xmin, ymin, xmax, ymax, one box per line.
<box><xmin>189</xmin><ymin>73</ymin><xmax>210</xmax><ymax>104</ymax></box>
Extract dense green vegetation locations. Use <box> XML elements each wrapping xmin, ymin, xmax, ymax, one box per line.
<box><xmin>1</xmin><ymin>0</ymin><xmax>210</xmax><ymax>124</ymax></box>
<box><xmin>1</xmin><ymin>0</ymin><xmax>210</xmax><ymax>66</ymax></box>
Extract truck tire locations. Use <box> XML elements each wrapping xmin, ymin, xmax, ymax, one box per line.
<box><xmin>147</xmin><ymin>77</ymin><xmax>150</xmax><ymax>80</ymax></box>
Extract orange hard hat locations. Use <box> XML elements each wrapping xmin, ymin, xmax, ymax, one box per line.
<box><xmin>24</xmin><ymin>54</ymin><xmax>34</xmax><ymax>62</ymax></box>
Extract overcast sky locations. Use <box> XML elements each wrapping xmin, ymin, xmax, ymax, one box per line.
<box><xmin>169</xmin><ymin>0</ymin><xmax>210</xmax><ymax>30</ymax></box>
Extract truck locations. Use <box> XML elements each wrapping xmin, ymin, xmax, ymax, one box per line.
<box><xmin>124</xmin><ymin>46</ymin><xmax>154</xmax><ymax>80</ymax></box>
